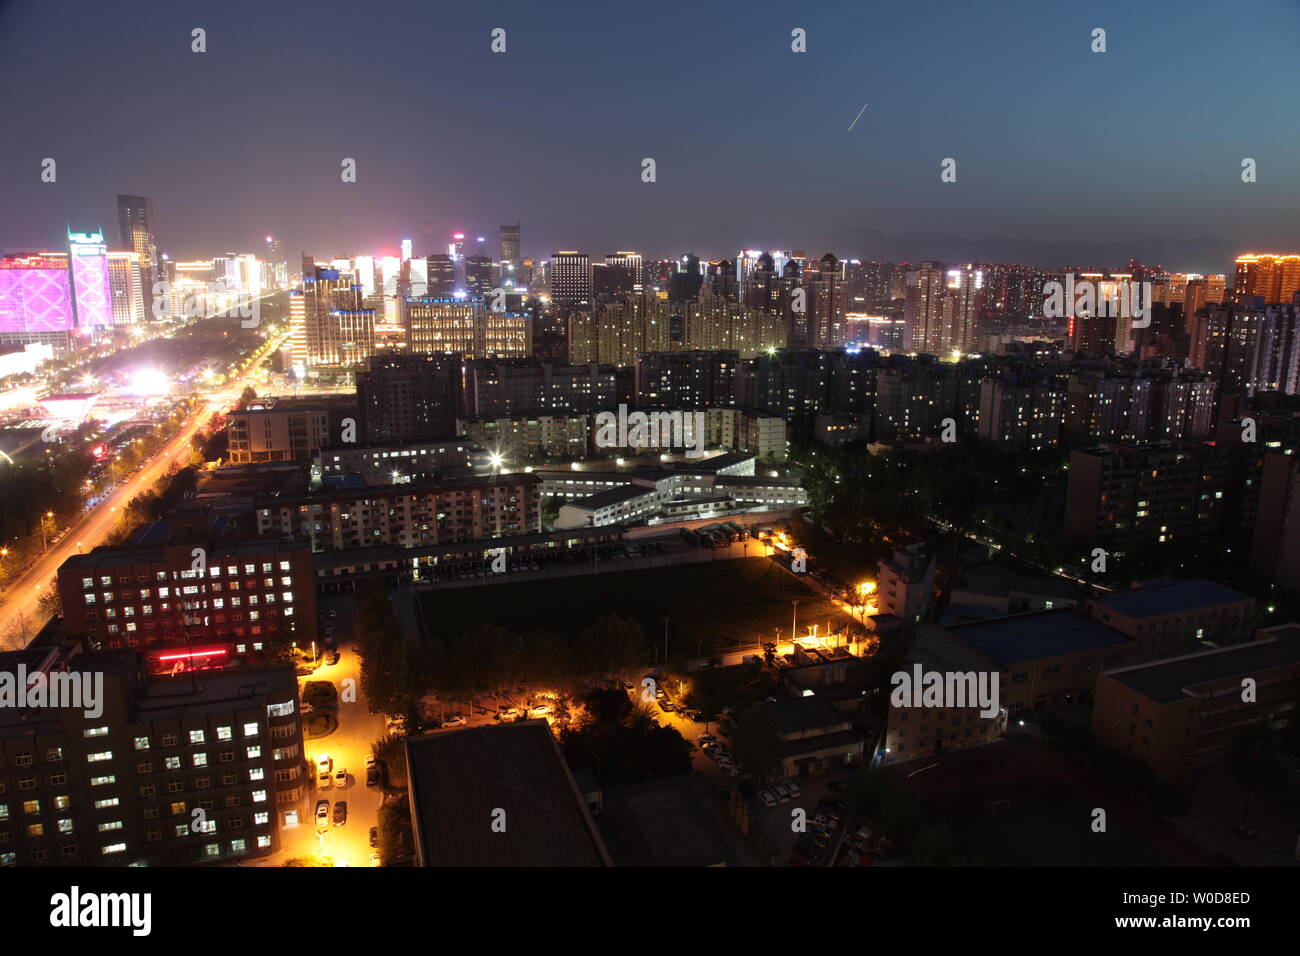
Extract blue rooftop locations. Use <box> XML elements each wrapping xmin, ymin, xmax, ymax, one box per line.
<box><xmin>948</xmin><ymin>608</ymin><xmax>1129</xmax><ymax>667</ymax></box>
<box><xmin>1093</xmin><ymin>580</ymin><xmax>1251</xmax><ymax>619</ymax></box>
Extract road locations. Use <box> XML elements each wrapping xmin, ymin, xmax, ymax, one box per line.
<box><xmin>257</xmin><ymin>593</ymin><xmax>386</xmax><ymax>867</ymax></box>
<box><xmin>0</xmin><ymin>334</ymin><xmax>283</xmax><ymax>647</ymax></box>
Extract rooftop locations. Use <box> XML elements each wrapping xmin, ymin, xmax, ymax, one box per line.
<box><xmin>947</xmin><ymin>608</ymin><xmax>1130</xmax><ymax>668</ymax></box>
<box><xmin>1092</xmin><ymin>579</ymin><xmax>1253</xmax><ymax>619</ymax></box>
<box><xmin>405</xmin><ymin>721</ymin><xmax>610</xmax><ymax>867</ymax></box>
<box><xmin>1104</xmin><ymin>625</ymin><xmax>1300</xmax><ymax>704</ymax></box>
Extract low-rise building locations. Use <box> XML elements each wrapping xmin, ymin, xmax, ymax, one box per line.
<box><xmin>1091</xmin><ymin>623</ymin><xmax>1300</xmax><ymax>778</ymax></box>
<box><xmin>1086</xmin><ymin>579</ymin><xmax>1256</xmax><ymax>662</ymax></box>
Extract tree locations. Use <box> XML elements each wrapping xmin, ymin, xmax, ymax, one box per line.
<box><xmin>729</xmin><ymin>702</ymin><xmax>785</xmax><ymax>787</ymax></box>
<box><xmin>574</xmin><ymin>615</ymin><xmax>646</xmax><ymax>681</ymax></box>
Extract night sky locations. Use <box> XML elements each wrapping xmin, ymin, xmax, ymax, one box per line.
<box><xmin>2</xmin><ymin>0</ymin><xmax>1297</xmax><ymax>271</ymax></box>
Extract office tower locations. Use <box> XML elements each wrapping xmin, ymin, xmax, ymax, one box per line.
<box><xmin>448</xmin><ymin>233</ymin><xmax>465</xmax><ymax>261</ymax></box>
<box><xmin>401</xmin><ymin>238</ymin><xmax>413</xmax><ymax>261</ymax></box>
<box><xmin>115</xmin><ymin>195</ymin><xmax>160</xmax><ymax>311</ymax></box>
<box><xmin>1233</xmin><ymin>254</ymin><xmax>1300</xmax><ymax>305</ymax></box>
<box><xmin>355</xmin><ymin>352</ymin><xmax>464</xmax><ymax>443</ymax></box>
<box><xmin>405</xmin><ymin>297</ymin><xmax>530</xmax><ymax>358</ymax></box>
<box><xmin>0</xmin><ymin>645</ymin><xmax>305</xmax><ymax>866</ymax></box>
<box><xmin>0</xmin><ymin>253</ymin><xmax>75</xmax><ymax>348</ymax></box>
<box><xmin>354</xmin><ymin>255</ymin><xmax>377</xmax><ymax>297</ymax></box>
<box><xmin>682</xmin><ymin>293</ymin><xmax>785</xmax><ymax>357</ymax></box>
<box><xmin>549</xmin><ymin>252</ymin><xmax>592</xmax><ymax>308</ymax></box>
<box><xmin>106</xmin><ymin>251</ymin><xmax>145</xmax><ymax>325</ymax></box>
<box><xmin>380</xmin><ymin>256</ymin><xmax>400</xmax><ymax>295</ymax></box>
<box><xmin>426</xmin><ymin>254</ymin><xmax>457</xmax><ymax>295</ymax></box>
<box><xmin>463</xmin><ymin>255</ymin><xmax>495</xmax><ymax>298</ymax></box>
<box><xmin>635</xmin><ymin>350</ymin><xmax>739</xmax><ymax>408</ymax></box>
<box><xmin>1064</xmin><ymin>441</ymin><xmax>1227</xmax><ymax>549</ymax></box>
<box><xmin>292</xmin><ymin>266</ymin><xmax>374</xmax><ymax>369</ymax></box>
<box><xmin>500</xmin><ymin>224</ymin><xmax>520</xmax><ymax>266</ymax></box>
<box><xmin>607</xmin><ymin>252</ymin><xmax>643</xmax><ymax>292</ymax></box>
<box><xmin>64</xmin><ymin>229</ymin><xmax>113</xmax><ymax>333</ymax></box>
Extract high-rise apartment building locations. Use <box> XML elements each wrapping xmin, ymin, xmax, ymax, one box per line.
<box><xmin>904</xmin><ymin>262</ymin><xmax>982</xmax><ymax>356</ymax></box>
<box><xmin>682</xmin><ymin>293</ymin><xmax>785</xmax><ymax>357</ymax></box>
<box><xmin>106</xmin><ymin>251</ymin><xmax>145</xmax><ymax>326</ymax></box>
<box><xmin>404</xmin><ymin>297</ymin><xmax>529</xmax><ymax>358</ymax></box>
<box><xmin>1232</xmin><ymin>254</ymin><xmax>1300</xmax><ymax>305</ymax></box>
<box><xmin>356</xmin><ymin>352</ymin><xmax>464</xmax><ymax>443</ymax></box>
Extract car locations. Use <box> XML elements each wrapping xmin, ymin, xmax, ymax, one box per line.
<box><xmin>368</xmin><ymin>853</ymin><xmax>381</xmax><ymax>867</ymax></box>
<box><xmin>327</xmin><ymin>650</ymin><xmax>341</xmax><ymax>666</ymax></box>
<box><xmin>366</xmin><ymin>766</ymin><xmax>380</xmax><ymax>787</ymax></box>
<box><xmin>528</xmin><ymin>704</ymin><xmax>552</xmax><ymax>717</ymax></box>
<box><xmin>784</xmin><ymin>780</ymin><xmax>802</xmax><ymax>799</ymax></box>
<box><xmin>315</xmin><ymin>800</ymin><xmax>330</xmax><ymax>828</ymax></box>
<box><xmin>699</xmin><ymin>734</ymin><xmax>717</xmax><ymax>745</ymax></box>
<box><xmin>334</xmin><ymin>769</ymin><xmax>347</xmax><ymax>788</ymax></box>
<box><xmin>758</xmin><ymin>789</ymin><xmax>777</xmax><ymax>808</ymax></box>
<box><xmin>319</xmin><ymin>769</ymin><xmax>332</xmax><ymax>789</ymax></box>
<box><xmin>773</xmin><ymin>783</ymin><xmax>791</xmax><ymax>802</ymax></box>
<box><xmin>657</xmin><ymin>699</ymin><xmax>675</xmax><ymax>713</ymax></box>
<box><xmin>369</xmin><ymin>826</ymin><xmax>379</xmax><ymax>848</ymax></box>
<box><xmin>332</xmin><ymin>801</ymin><xmax>348</xmax><ymax>827</ymax></box>
<box><xmin>622</xmin><ymin>680</ymin><xmax>634</xmax><ymax>690</ymax></box>
<box><xmin>654</xmin><ymin>687</ymin><xmax>666</xmax><ymax>699</ymax></box>
<box><xmin>317</xmin><ymin>755</ymin><xmax>332</xmax><ymax>776</ymax></box>
<box><xmin>443</xmin><ymin>714</ymin><xmax>467</xmax><ymax>727</ymax></box>
<box><xmin>497</xmin><ymin>707</ymin><xmax>520</xmax><ymax>721</ymax></box>
<box><xmin>365</xmin><ymin>754</ymin><xmax>376</xmax><ymax>770</ymax></box>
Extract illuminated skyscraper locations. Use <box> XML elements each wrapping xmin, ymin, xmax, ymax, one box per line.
<box><xmin>106</xmin><ymin>251</ymin><xmax>145</xmax><ymax>325</ymax></box>
<box><xmin>500</xmin><ymin>223</ymin><xmax>521</xmax><ymax>266</ymax></box>
<box><xmin>549</xmin><ymin>252</ymin><xmax>592</xmax><ymax>308</ymax></box>
<box><xmin>903</xmin><ymin>262</ymin><xmax>982</xmax><ymax>356</ymax></box>
<box><xmin>1233</xmin><ymin>254</ymin><xmax>1300</xmax><ymax>305</ymax></box>
<box><xmin>67</xmin><ymin>229</ymin><xmax>113</xmax><ymax>332</ymax></box>
<box><xmin>405</xmin><ymin>297</ymin><xmax>529</xmax><ymax>358</ymax></box>
<box><xmin>116</xmin><ymin>194</ymin><xmax>160</xmax><ymax>311</ymax></box>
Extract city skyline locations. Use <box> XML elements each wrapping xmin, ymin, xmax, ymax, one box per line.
<box><xmin>3</xmin><ymin>0</ymin><xmax>1299</xmax><ymax>270</ymax></box>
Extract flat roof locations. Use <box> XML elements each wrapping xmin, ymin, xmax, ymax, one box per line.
<box><xmin>947</xmin><ymin>608</ymin><xmax>1130</xmax><ymax>668</ymax></box>
<box><xmin>405</xmin><ymin>721</ymin><xmax>610</xmax><ymax>867</ymax></box>
<box><xmin>1092</xmin><ymin>579</ymin><xmax>1253</xmax><ymax>619</ymax></box>
<box><xmin>566</xmin><ymin>485</ymin><xmax>656</xmax><ymax>510</ymax></box>
<box><xmin>1104</xmin><ymin>626</ymin><xmax>1300</xmax><ymax>704</ymax></box>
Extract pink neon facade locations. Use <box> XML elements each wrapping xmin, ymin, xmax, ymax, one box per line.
<box><xmin>0</xmin><ymin>258</ymin><xmax>75</xmax><ymax>332</ymax></box>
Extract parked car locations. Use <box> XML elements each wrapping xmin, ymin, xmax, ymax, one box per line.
<box><xmin>365</xmin><ymin>766</ymin><xmax>380</xmax><ymax>787</ymax></box>
<box><xmin>327</xmin><ymin>650</ymin><xmax>341</xmax><ymax>666</ymax></box>
<box><xmin>315</xmin><ymin>800</ymin><xmax>330</xmax><ymax>828</ymax></box>
<box><xmin>317</xmin><ymin>755</ymin><xmax>332</xmax><ymax>776</ymax></box>
<box><xmin>758</xmin><ymin>789</ymin><xmax>777</xmax><ymax>808</ymax></box>
<box><xmin>443</xmin><ymin>714</ymin><xmax>467</xmax><ymax>727</ymax></box>
<box><xmin>334</xmin><ymin>769</ymin><xmax>347</xmax><ymax>788</ymax></box>
<box><xmin>784</xmin><ymin>780</ymin><xmax>802</xmax><ymax>799</ymax></box>
<box><xmin>369</xmin><ymin>826</ymin><xmax>379</xmax><ymax>848</ymax></box>
<box><xmin>368</xmin><ymin>852</ymin><xmax>381</xmax><ymax>867</ymax></box>
<box><xmin>699</xmin><ymin>734</ymin><xmax>717</xmax><ymax>746</ymax></box>
<box><xmin>657</xmin><ymin>699</ymin><xmax>675</xmax><ymax>713</ymax></box>
<box><xmin>772</xmin><ymin>783</ymin><xmax>791</xmax><ymax>802</ymax></box>
<box><xmin>331</xmin><ymin>801</ymin><xmax>348</xmax><ymax>827</ymax></box>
